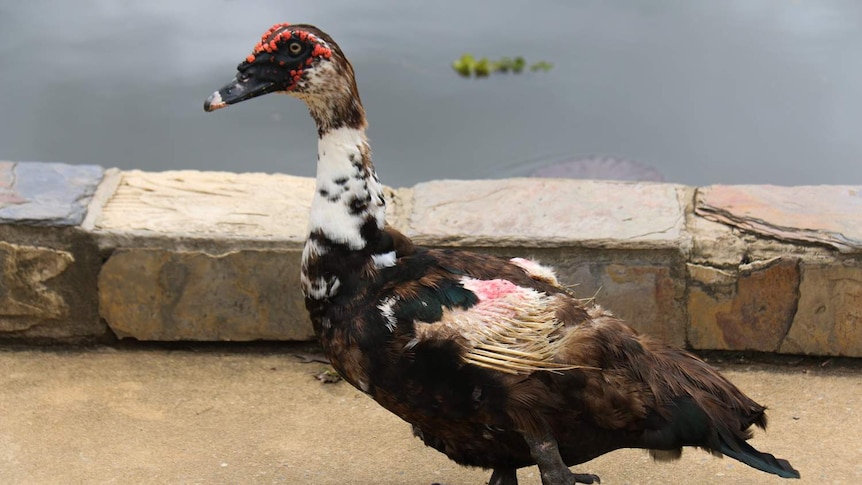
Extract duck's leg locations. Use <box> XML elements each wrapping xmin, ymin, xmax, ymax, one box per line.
<box><xmin>489</xmin><ymin>467</ymin><xmax>518</xmax><ymax>485</ymax></box>
<box><xmin>522</xmin><ymin>424</ymin><xmax>600</xmax><ymax>485</ymax></box>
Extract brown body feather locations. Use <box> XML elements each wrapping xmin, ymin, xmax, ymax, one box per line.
<box><xmin>330</xmin><ymin>242</ymin><xmax>769</xmax><ymax>468</ymax></box>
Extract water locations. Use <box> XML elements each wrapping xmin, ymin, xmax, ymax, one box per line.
<box><xmin>1</xmin><ymin>0</ymin><xmax>860</xmax><ymax>187</ymax></box>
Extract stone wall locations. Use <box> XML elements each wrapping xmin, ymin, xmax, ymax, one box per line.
<box><xmin>2</xmin><ymin>161</ymin><xmax>860</xmax><ymax>356</ymax></box>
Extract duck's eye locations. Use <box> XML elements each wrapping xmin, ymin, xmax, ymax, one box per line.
<box><xmin>288</xmin><ymin>42</ymin><xmax>302</xmax><ymax>55</ymax></box>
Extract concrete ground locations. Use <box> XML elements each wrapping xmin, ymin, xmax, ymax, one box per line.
<box><xmin>0</xmin><ymin>343</ymin><xmax>859</xmax><ymax>485</ymax></box>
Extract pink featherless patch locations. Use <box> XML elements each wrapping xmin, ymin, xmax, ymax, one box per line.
<box><xmin>462</xmin><ymin>278</ymin><xmax>522</xmax><ymax>301</ymax></box>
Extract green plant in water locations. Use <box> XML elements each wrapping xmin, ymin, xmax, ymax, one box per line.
<box><xmin>529</xmin><ymin>60</ymin><xmax>554</xmax><ymax>72</ymax></box>
<box><xmin>474</xmin><ymin>57</ymin><xmax>492</xmax><ymax>77</ymax></box>
<box><xmin>452</xmin><ymin>54</ymin><xmax>550</xmax><ymax>78</ymax></box>
<box><xmin>452</xmin><ymin>54</ymin><xmax>475</xmax><ymax>76</ymax></box>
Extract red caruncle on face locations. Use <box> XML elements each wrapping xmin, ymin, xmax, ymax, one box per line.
<box><xmin>241</xmin><ymin>24</ymin><xmax>334</xmax><ymax>91</ymax></box>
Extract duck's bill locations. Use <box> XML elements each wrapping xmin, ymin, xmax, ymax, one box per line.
<box><xmin>204</xmin><ymin>75</ymin><xmax>276</xmax><ymax>112</ymax></box>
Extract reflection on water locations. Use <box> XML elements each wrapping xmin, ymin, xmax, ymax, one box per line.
<box><xmin>509</xmin><ymin>156</ymin><xmax>664</xmax><ymax>182</ymax></box>
<box><xmin>1</xmin><ymin>0</ymin><xmax>860</xmax><ymax>186</ymax></box>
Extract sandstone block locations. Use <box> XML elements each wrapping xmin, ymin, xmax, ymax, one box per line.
<box><xmin>687</xmin><ymin>257</ymin><xmax>799</xmax><ymax>352</ymax></box>
<box><xmin>780</xmin><ymin>261</ymin><xmax>862</xmax><ymax>357</ymax></box>
<box><xmin>406</xmin><ymin>179</ymin><xmax>687</xmax><ymax>249</ymax></box>
<box><xmin>92</xmin><ymin>170</ymin><xmax>315</xmax><ymax>249</ymax></box>
<box><xmin>99</xmin><ymin>248</ymin><xmax>312</xmax><ymax>341</ymax></box>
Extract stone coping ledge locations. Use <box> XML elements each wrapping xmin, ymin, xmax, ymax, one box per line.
<box><xmin>1</xmin><ymin>161</ymin><xmax>860</xmax><ymax>357</ymax></box>
<box><xmin>696</xmin><ymin>184</ymin><xmax>862</xmax><ymax>253</ymax></box>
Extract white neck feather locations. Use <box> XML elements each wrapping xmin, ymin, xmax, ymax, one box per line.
<box><xmin>307</xmin><ymin>126</ymin><xmax>385</xmax><ymax>249</ymax></box>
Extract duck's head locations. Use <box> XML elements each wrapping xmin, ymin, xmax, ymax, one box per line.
<box><xmin>204</xmin><ymin>23</ymin><xmax>364</xmax><ymax>131</ymax></box>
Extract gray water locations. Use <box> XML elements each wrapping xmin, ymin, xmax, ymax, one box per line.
<box><xmin>1</xmin><ymin>1</ymin><xmax>860</xmax><ymax>187</ymax></box>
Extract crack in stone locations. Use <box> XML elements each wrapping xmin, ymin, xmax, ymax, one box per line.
<box><xmin>423</xmin><ymin>186</ymin><xmax>512</xmax><ymax>210</ymax></box>
<box><xmin>624</xmin><ymin>207</ymin><xmax>684</xmax><ymax>240</ymax></box>
<box><xmin>773</xmin><ymin>258</ymin><xmax>802</xmax><ymax>352</ymax></box>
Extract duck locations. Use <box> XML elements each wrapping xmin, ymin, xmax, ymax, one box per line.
<box><xmin>203</xmin><ymin>23</ymin><xmax>800</xmax><ymax>485</ymax></box>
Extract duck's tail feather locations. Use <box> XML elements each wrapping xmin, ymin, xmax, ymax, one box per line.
<box><xmin>716</xmin><ymin>428</ymin><xmax>800</xmax><ymax>479</ymax></box>
<box><xmin>635</xmin><ymin>343</ymin><xmax>800</xmax><ymax>479</ymax></box>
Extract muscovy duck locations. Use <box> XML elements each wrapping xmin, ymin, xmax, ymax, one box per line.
<box><xmin>203</xmin><ymin>23</ymin><xmax>800</xmax><ymax>485</ymax></box>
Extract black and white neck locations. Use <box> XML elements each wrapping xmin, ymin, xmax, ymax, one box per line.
<box><xmin>299</xmin><ymin>100</ymin><xmax>389</xmax><ymax>301</ymax></box>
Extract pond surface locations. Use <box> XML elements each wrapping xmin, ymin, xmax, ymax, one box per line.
<box><xmin>1</xmin><ymin>1</ymin><xmax>860</xmax><ymax>187</ymax></box>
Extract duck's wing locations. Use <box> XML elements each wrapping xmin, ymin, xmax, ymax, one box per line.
<box><xmin>377</xmin><ymin>248</ymin><xmax>598</xmax><ymax>375</ymax></box>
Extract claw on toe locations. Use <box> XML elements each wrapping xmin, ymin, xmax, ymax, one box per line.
<box><xmin>573</xmin><ymin>473</ymin><xmax>600</xmax><ymax>484</ymax></box>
